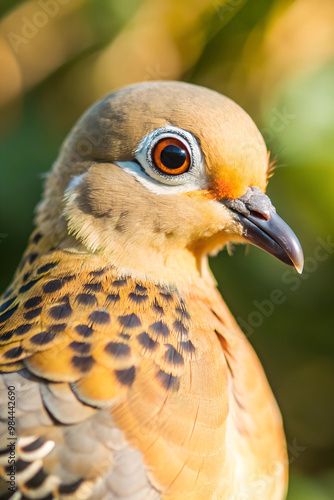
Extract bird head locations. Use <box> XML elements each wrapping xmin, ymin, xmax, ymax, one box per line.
<box><xmin>36</xmin><ymin>81</ymin><xmax>303</xmax><ymax>282</ymax></box>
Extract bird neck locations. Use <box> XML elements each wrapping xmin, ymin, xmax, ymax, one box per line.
<box><xmin>29</xmin><ymin>221</ymin><xmax>213</xmax><ymax>288</ymax></box>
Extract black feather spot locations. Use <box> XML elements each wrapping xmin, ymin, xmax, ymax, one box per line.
<box><xmin>43</xmin><ymin>279</ymin><xmax>64</xmax><ymax>294</ymax></box>
<box><xmin>152</xmin><ymin>299</ymin><xmax>164</xmax><ymax>315</ymax></box>
<box><xmin>0</xmin><ymin>296</ymin><xmax>16</xmax><ymax>313</ymax></box>
<box><xmin>106</xmin><ymin>293</ymin><xmax>120</xmax><ymax>304</ymax></box>
<box><xmin>62</xmin><ymin>275</ymin><xmax>76</xmax><ymax>283</ymax></box>
<box><xmin>23</xmin><ymin>271</ymin><xmax>32</xmax><ymax>282</ymax></box>
<box><xmin>89</xmin><ymin>269</ymin><xmax>106</xmax><ymax>277</ymax></box>
<box><xmin>71</xmin><ymin>355</ymin><xmax>95</xmax><ymax>372</ymax></box>
<box><xmin>84</xmin><ymin>282</ymin><xmax>102</xmax><ymax>293</ymax></box>
<box><xmin>115</xmin><ymin>366</ymin><xmax>136</xmax><ymax>386</ymax></box>
<box><xmin>13</xmin><ymin>459</ymin><xmax>31</xmax><ymax>472</ymax></box>
<box><xmin>28</xmin><ymin>253</ymin><xmax>39</xmax><ymax>264</ymax></box>
<box><xmin>119</xmin><ymin>332</ymin><xmax>130</xmax><ymax>340</ymax></box>
<box><xmin>59</xmin><ymin>479</ymin><xmax>84</xmax><ymax>494</ymax></box>
<box><xmin>111</xmin><ymin>279</ymin><xmax>127</xmax><ymax>287</ymax></box>
<box><xmin>59</xmin><ymin>295</ymin><xmax>70</xmax><ymax>303</ymax></box>
<box><xmin>179</xmin><ymin>340</ymin><xmax>196</xmax><ymax>354</ymax></box>
<box><xmin>69</xmin><ymin>341</ymin><xmax>91</xmax><ymax>355</ymax></box>
<box><xmin>30</xmin><ymin>332</ymin><xmax>55</xmax><ymax>345</ymax></box>
<box><xmin>137</xmin><ymin>332</ymin><xmax>158</xmax><ymax>351</ymax></box>
<box><xmin>0</xmin><ymin>330</ymin><xmax>14</xmax><ymax>342</ymax></box>
<box><xmin>88</xmin><ymin>310</ymin><xmax>110</xmax><ymax>325</ymax></box>
<box><xmin>149</xmin><ymin>321</ymin><xmax>169</xmax><ymax>338</ymax></box>
<box><xmin>75</xmin><ymin>325</ymin><xmax>94</xmax><ymax>337</ymax></box>
<box><xmin>22</xmin><ymin>437</ymin><xmax>45</xmax><ymax>452</ymax></box>
<box><xmin>0</xmin><ymin>304</ymin><xmax>18</xmax><ymax>323</ymax></box>
<box><xmin>19</xmin><ymin>278</ymin><xmax>41</xmax><ymax>294</ymax></box>
<box><xmin>156</xmin><ymin>370</ymin><xmax>179</xmax><ymax>391</ymax></box>
<box><xmin>164</xmin><ymin>344</ymin><xmax>184</xmax><ymax>366</ymax></box>
<box><xmin>49</xmin><ymin>323</ymin><xmax>67</xmax><ymax>333</ymax></box>
<box><xmin>32</xmin><ymin>233</ymin><xmax>43</xmax><ymax>244</ymax></box>
<box><xmin>128</xmin><ymin>293</ymin><xmax>148</xmax><ymax>304</ymax></box>
<box><xmin>24</xmin><ymin>307</ymin><xmax>42</xmax><ymax>321</ymax></box>
<box><xmin>76</xmin><ymin>293</ymin><xmax>97</xmax><ymax>307</ymax></box>
<box><xmin>175</xmin><ymin>307</ymin><xmax>191</xmax><ymax>321</ymax></box>
<box><xmin>4</xmin><ymin>346</ymin><xmax>23</xmax><ymax>359</ymax></box>
<box><xmin>105</xmin><ymin>341</ymin><xmax>130</xmax><ymax>357</ymax></box>
<box><xmin>25</xmin><ymin>468</ymin><xmax>48</xmax><ymax>489</ymax></box>
<box><xmin>49</xmin><ymin>303</ymin><xmax>72</xmax><ymax>320</ymax></box>
<box><xmin>118</xmin><ymin>313</ymin><xmax>141</xmax><ymax>328</ymax></box>
<box><xmin>173</xmin><ymin>320</ymin><xmax>188</xmax><ymax>339</ymax></box>
<box><xmin>159</xmin><ymin>292</ymin><xmax>173</xmax><ymax>302</ymax></box>
<box><xmin>37</xmin><ymin>262</ymin><xmax>59</xmax><ymax>274</ymax></box>
<box><xmin>135</xmin><ymin>284</ymin><xmax>147</xmax><ymax>293</ymax></box>
<box><xmin>24</xmin><ymin>296</ymin><xmax>42</xmax><ymax>309</ymax></box>
<box><xmin>14</xmin><ymin>324</ymin><xmax>31</xmax><ymax>336</ymax></box>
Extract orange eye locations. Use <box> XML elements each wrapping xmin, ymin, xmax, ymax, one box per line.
<box><xmin>152</xmin><ymin>137</ymin><xmax>191</xmax><ymax>175</ymax></box>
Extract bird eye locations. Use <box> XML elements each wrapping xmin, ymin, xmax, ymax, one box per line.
<box><xmin>152</xmin><ymin>137</ymin><xmax>191</xmax><ymax>175</ymax></box>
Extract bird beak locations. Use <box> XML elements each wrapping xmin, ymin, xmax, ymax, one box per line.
<box><xmin>223</xmin><ymin>187</ymin><xmax>304</xmax><ymax>273</ymax></box>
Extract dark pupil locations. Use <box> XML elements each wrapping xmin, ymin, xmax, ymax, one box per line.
<box><xmin>160</xmin><ymin>144</ymin><xmax>187</xmax><ymax>170</ymax></box>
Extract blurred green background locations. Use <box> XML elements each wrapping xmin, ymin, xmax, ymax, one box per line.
<box><xmin>0</xmin><ymin>0</ymin><xmax>333</xmax><ymax>497</ymax></box>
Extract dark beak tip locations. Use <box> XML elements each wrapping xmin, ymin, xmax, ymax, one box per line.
<box><xmin>240</xmin><ymin>211</ymin><xmax>304</xmax><ymax>273</ymax></box>
<box><xmin>291</xmin><ymin>243</ymin><xmax>304</xmax><ymax>274</ymax></box>
<box><xmin>285</xmin><ymin>229</ymin><xmax>304</xmax><ymax>274</ymax></box>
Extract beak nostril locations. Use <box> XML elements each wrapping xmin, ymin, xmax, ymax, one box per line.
<box><xmin>249</xmin><ymin>210</ymin><xmax>270</xmax><ymax>221</ymax></box>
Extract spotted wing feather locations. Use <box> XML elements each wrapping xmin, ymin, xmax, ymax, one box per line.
<box><xmin>0</xmin><ymin>243</ymin><xmax>230</xmax><ymax>499</ymax></box>
<box><xmin>0</xmin><ymin>247</ymin><xmax>168</xmax><ymax>499</ymax></box>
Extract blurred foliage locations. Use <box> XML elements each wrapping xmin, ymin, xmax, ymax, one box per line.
<box><xmin>0</xmin><ymin>0</ymin><xmax>333</xmax><ymax>497</ymax></box>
